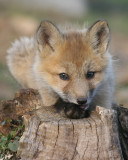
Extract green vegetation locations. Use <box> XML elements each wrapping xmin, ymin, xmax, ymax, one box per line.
<box><xmin>0</xmin><ymin>63</ymin><xmax>19</xmax><ymax>89</ymax></box>
<box><xmin>0</xmin><ymin>119</ymin><xmax>24</xmax><ymax>159</ymax></box>
<box><xmin>0</xmin><ymin>62</ymin><xmax>20</xmax><ymax>101</ymax></box>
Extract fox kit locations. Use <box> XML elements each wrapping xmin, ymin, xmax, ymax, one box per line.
<box><xmin>7</xmin><ymin>20</ymin><xmax>114</xmax><ymax>118</ymax></box>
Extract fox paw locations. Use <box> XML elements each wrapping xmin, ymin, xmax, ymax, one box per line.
<box><xmin>54</xmin><ymin>98</ymin><xmax>91</xmax><ymax>119</ymax></box>
<box><xmin>64</xmin><ymin>103</ymin><xmax>91</xmax><ymax>119</ymax></box>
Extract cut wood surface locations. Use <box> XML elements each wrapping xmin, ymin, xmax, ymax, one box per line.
<box><xmin>0</xmin><ymin>89</ymin><xmax>128</xmax><ymax>160</ymax></box>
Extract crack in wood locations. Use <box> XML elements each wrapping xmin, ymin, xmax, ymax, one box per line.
<box><xmin>33</xmin><ymin>120</ymin><xmax>41</xmax><ymax>158</ymax></box>
<box><xmin>91</xmin><ymin>117</ymin><xmax>100</xmax><ymax>160</ymax></box>
<box><xmin>70</xmin><ymin>120</ymin><xmax>75</xmax><ymax>138</ymax></box>
<box><xmin>71</xmin><ymin>138</ymin><xmax>79</xmax><ymax>160</ymax></box>
<box><xmin>81</xmin><ymin>119</ymin><xmax>88</xmax><ymax>160</ymax></box>
<box><xmin>52</xmin><ymin>119</ymin><xmax>60</xmax><ymax>158</ymax></box>
<box><xmin>86</xmin><ymin>119</ymin><xmax>92</xmax><ymax>131</ymax></box>
<box><xmin>82</xmin><ymin>140</ymin><xmax>89</xmax><ymax>160</ymax></box>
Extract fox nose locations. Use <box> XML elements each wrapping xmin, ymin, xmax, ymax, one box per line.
<box><xmin>77</xmin><ymin>98</ymin><xmax>87</xmax><ymax>105</ymax></box>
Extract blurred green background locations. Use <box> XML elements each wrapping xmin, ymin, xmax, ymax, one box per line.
<box><xmin>0</xmin><ymin>0</ymin><xmax>128</xmax><ymax>107</ymax></box>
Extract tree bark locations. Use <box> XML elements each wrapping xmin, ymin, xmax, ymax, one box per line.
<box><xmin>0</xmin><ymin>89</ymin><xmax>128</xmax><ymax>160</ymax></box>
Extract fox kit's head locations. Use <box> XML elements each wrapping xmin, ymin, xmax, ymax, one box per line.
<box><xmin>36</xmin><ymin>20</ymin><xmax>110</xmax><ymax>108</ymax></box>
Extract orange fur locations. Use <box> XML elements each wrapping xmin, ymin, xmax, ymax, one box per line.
<box><xmin>37</xmin><ymin>32</ymin><xmax>108</xmax><ymax>102</ymax></box>
<box><xmin>7</xmin><ymin>20</ymin><xmax>114</xmax><ymax>111</ymax></box>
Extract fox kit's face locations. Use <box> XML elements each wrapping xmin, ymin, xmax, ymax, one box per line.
<box><xmin>36</xmin><ymin>20</ymin><xmax>110</xmax><ymax>108</ymax></box>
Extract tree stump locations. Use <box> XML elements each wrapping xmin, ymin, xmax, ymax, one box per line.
<box><xmin>0</xmin><ymin>89</ymin><xmax>128</xmax><ymax>160</ymax></box>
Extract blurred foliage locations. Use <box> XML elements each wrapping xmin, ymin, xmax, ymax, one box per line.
<box><xmin>89</xmin><ymin>0</ymin><xmax>128</xmax><ymax>13</ymax></box>
<box><xmin>0</xmin><ymin>0</ymin><xmax>128</xmax><ymax>34</ymax></box>
<box><xmin>0</xmin><ymin>62</ymin><xmax>20</xmax><ymax>101</ymax></box>
<box><xmin>86</xmin><ymin>0</ymin><xmax>128</xmax><ymax>34</ymax></box>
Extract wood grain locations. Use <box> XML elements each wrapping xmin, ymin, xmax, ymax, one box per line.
<box><xmin>0</xmin><ymin>88</ymin><xmax>128</xmax><ymax>160</ymax></box>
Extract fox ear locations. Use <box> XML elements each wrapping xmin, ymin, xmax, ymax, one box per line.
<box><xmin>36</xmin><ymin>20</ymin><xmax>62</xmax><ymax>52</ymax></box>
<box><xmin>86</xmin><ymin>20</ymin><xmax>110</xmax><ymax>53</ymax></box>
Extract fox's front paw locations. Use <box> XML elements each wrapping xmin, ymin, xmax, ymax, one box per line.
<box><xmin>64</xmin><ymin>104</ymin><xmax>90</xmax><ymax>119</ymax></box>
<box><xmin>54</xmin><ymin>98</ymin><xmax>91</xmax><ymax>119</ymax></box>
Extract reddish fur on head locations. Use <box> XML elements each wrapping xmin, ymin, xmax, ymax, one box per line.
<box><xmin>36</xmin><ymin>20</ymin><xmax>110</xmax><ymax>104</ymax></box>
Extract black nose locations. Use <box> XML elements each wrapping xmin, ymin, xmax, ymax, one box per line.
<box><xmin>77</xmin><ymin>98</ymin><xmax>87</xmax><ymax>105</ymax></box>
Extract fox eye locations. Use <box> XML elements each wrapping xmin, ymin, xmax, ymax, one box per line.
<box><xmin>86</xmin><ymin>71</ymin><xmax>95</xmax><ymax>79</ymax></box>
<box><xmin>59</xmin><ymin>73</ymin><xmax>70</xmax><ymax>80</ymax></box>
